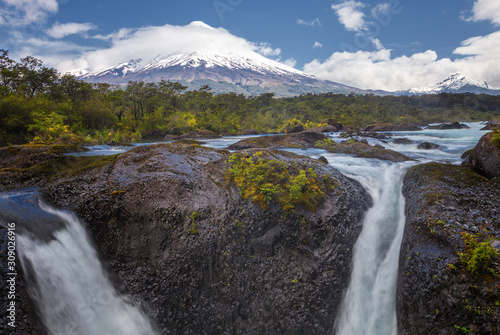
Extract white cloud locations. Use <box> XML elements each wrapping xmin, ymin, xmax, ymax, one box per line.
<box><xmin>0</xmin><ymin>0</ymin><xmax>58</xmax><ymax>26</ymax></box>
<box><xmin>46</xmin><ymin>22</ymin><xmax>97</xmax><ymax>39</ymax></box>
<box><xmin>371</xmin><ymin>2</ymin><xmax>390</xmax><ymax>17</ymax></box>
<box><xmin>309</xmin><ymin>0</ymin><xmax>500</xmax><ymax>91</ymax></box>
<box><xmin>92</xmin><ymin>28</ymin><xmax>134</xmax><ymax>41</ymax></box>
<box><xmin>296</xmin><ymin>18</ymin><xmax>322</xmax><ymax>26</ymax></box>
<box><xmin>303</xmin><ymin>28</ymin><xmax>500</xmax><ymax>91</ymax></box>
<box><xmin>54</xmin><ymin>21</ymin><xmax>285</xmax><ymax>74</ymax></box>
<box><xmin>304</xmin><ymin>49</ymin><xmax>458</xmax><ymax>91</ymax></box>
<box><xmin>331</xmin><ymin>0</ymin><xmax>366</xmax><ymax>32</ymax></box>
<box><xmin>471</xmin><ymin>0</ymin><xmax>500</xmax><ymax>25</ymax></box>
<box><xmin>282</xmin><ymin>58</ymin><xmax>297</xmax><ymax>68</ymax></box>
<box><xmin>10</xmin><ymin>36</ymin><xmax>94</xmax><ymax>71</ymax></box>
<box><xmin>313</xmin><ymin>41</ymin><xmax>323</xmax><ymax>49</ymax></box>
<box><xmin>256</xmin><ymin>42</ymin><xmax>281</xmax><ymax>57</ymax></box>
<box><xmin>371</xmin><ymin>38</ymin><xmax>383</xmax><ymax>50</ymax></box>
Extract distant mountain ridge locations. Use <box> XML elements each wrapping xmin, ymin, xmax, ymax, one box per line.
<box><xmin>78</xmin><ymin>52</ymin><xmax>378</xmax><ymax>97</ymax></box>
<box><xmin>398</xmin><ymin>73</ymin><xmax>500</xmax><ymax>96</ymax></box>
<box><xmin>79</xmin><ymin>55</ymin><xmax>500</xmax><ymax>97</ymax></box>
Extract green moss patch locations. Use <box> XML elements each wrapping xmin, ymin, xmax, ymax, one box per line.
<box><xmin>227</xmin><ymin>151</ymin><xmax>326</xmax><ymax>212</ymax></box>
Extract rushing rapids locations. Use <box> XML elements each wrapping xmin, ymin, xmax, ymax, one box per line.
<box><xmin>0</xmin><ymin>122</ymin><xmax>490</xmax><ymax>334</ymax></box>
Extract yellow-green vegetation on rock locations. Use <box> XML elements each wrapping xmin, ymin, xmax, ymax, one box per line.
<box><xmin>490</xmin><ymin>129</ymin><xmax>500</xmax><ymax>149</ymax></box>
<box><xmin>189</xmin><ymin>211</ymin><xmax>199</xmax><ymax>235</ymax></box>
<box><xmin>457</xmin><ymin>233</ymin><xmax>499</xmax><ymax>275</ymax></box>
<box><xmin>227</xmin><ymin>151</ymin><xmax>326</xmax><ymax>212</ymax></box>
<box><xmin>314</xmin><ymin>138</ymin><xmax>337</xmax><ymax>148</ymax></box>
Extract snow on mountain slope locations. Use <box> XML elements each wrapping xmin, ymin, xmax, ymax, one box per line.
<box><xmin>412</xmin><ymin>73</ymin><xmax>488</xmax><ymax>93</ymax></box>
<box><xmin>401</xmin><ymin>73</ymin><xmax>500</xmax><ymax>95</ymax></box>
<box><xmin>81</xmin><ymin>59</ymin><xmax>142</xmax><ymax>79</ymax></box>
<box><xmin>79</xmin><ymin>52</ymin><xmax>372</xmax><ymax>96</ymax></box>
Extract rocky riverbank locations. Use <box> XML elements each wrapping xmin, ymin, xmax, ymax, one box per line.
<box><xmin>398</xmin><ymin>142</ymin><xmax>500</xmax><ymax>334</ymax></box>
<box><xmin>1</xmin><ymin>142</ymin><xmax>371</xmax><ymax>334</ymax></box>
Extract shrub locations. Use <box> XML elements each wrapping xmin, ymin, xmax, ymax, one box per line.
<box><xmin>457</xmin><ymin>233</ymin><xmax>498</xmax><ymax>275</ymax></box>
<box><xmin>227</xmin><ymin>152</ymin><xmax>325</xmax><ymax>212</ymax></box>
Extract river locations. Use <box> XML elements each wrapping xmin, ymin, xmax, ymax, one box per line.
<box><xmin>0</xmin><ymin>122</ymin><xmax>489</xmax><ymax>334</ymax></box>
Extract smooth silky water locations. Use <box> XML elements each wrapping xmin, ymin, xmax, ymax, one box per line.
<box><xmin>0</xmin><ymin>193</ymin><xmax>158</xmax><ymax>335</ymax></box>
<box><xmin>273</xmin><ymin>122</ymin><xmax>488</xmax><ymax>334</ymax></box>
<box><xmin>2</xmin><ymin>122</ymin><xmax>489</xmax><ymax>334</ymax></box>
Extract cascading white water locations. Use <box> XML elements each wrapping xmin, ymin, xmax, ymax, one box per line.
<box><xmin>3</xmin><ymin>122</ymin><xmax>487</xmax><ymax>335</ymax></box>
<box><xmin>327</xmin><ymin>159</ymin><xmax>413</xmax><ymax>335</ymax></box>
<box><xmin>16</xmin><ymin>199</ymin><xmax>157</xmax><ymax>335</ymax></box>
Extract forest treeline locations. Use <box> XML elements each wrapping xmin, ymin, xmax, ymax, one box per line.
<box><xmin>1</xmin><ymin>49</ymin><xmax>500</xmax><ymax>146</ymax></box>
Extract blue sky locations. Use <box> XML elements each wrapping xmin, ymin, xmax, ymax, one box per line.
<box><xmin>1</xmin><ymin>0</ymin><xmax>499</xmax><ymax>90</ymax></box>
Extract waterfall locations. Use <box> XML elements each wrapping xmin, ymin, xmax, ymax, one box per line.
<box><xmin>328</xmin><ymin>160</ymin><xmax>412</xmax><ymax>335</ymax></box>
<box><xmin>1</xmin><ymin>192</ymin><xmax>157</xmax><ymax>335</ymax></box>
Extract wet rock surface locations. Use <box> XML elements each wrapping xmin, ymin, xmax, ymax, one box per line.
<box><xmin>228</xmin><ymin>131</ymin><xmax>328</xmax><ymax>150</ymax></box>
<box><xmin>326</xmin><ymin>140</ymin><xmax>414</xmax><ymax>162</ymax></box>
<box><xmin>0</xmin><ymin>144</ymin><xmax>88</xmax><ymax>169</ymax></box>
<box><xmin>363</xmin><ymin>123</ymin><xmax>426</xmax><ymax>132</ymax></box>
<box><xmin>481</xmin><ymin>120</ymin><xmax>500</xmax><ymax>131</ymax></box>
<box><xmin>165</xmin><ymin>129</ymin><xmax>222</xmax><ymax>140</ymax></box>
<box><xmin>417</xmin><ymin>142</ymin><xmax>442</xmax><ymax>150</ymax></box>
<box><xmin>394</xmin><ymin>138</ymin><xmax>416</xmax><ymax>145</ymax></box>
<box><xmin>467</xmin><ymin>131</ymin><xmax>500</xmax><ymax>179</ymax></box>
<box><xmin>399</xmin><ymin>162</ymin><xmax>500</xmax><ymax>335</ymax></box>
<box><xmin>2</xmin><ymin>143</ymin><xmax>371</xmax><ymax>334</ymax></box>
<box><xmin>427</xmin><ymin>122</ymin><xmax>470</xmax><ymax>130</ymax></box>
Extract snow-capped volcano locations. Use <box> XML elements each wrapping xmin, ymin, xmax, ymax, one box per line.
<box><xmin>79</xmin><ymin>52</ymin><xmax>372</xmax><ymax>96</ymax></box>
<box><xmin>80</xmin><ymin>58</ymin><xmax>142</xmax><ymax>79</ymax></box>
<box><xmin>401</xmin><ymin>73</ymin><xmax>500</xmax><ymax>95</ymax></box>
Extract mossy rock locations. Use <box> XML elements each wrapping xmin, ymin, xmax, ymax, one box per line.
<box><xmin>228</xmin><ymin>131</ymin><xmax>328</xmax><ymax>150</ymax></box>
<box><xmin>0</xmin><ymin>154</ymin><xmax>117</xmax><ymax>191</ymax></box>
<box><xmin>399</xmin><ymin>162</ymin><xmax>500</xmax><ymax>335</ymax></box>
<box><xmin>0</xmin><ymin>144</ymin><xmax>88</xmax><ymax>169</ymax></box>
<box><xmin>326</xmin><ymin>142</ymin><xmax>413</xmax><ymax>162</ymax></box>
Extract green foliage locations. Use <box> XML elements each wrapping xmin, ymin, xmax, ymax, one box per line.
<box><xmin>227</xmin><ymin>152</ymin><xmax>325</xmax><ymax>212</ymax></box>
<box><xmin>28</xmin><ymin>111</ymin><xmax>73</xmax><ymax>144</ymax></box>
<box><xmin>490</xmin><ymin>129</ymin><xmax>500</xmax><ymax>149</ymax></box>
<box><xmin>2</xmin><ymin>50</ymin><xmax>500</xmax><ymax>146</ymax></box>
<box><xmin>454</xmin><ymin>325</ymin><xmax>472</xmax><ymax>333</ymax></box>
<box><xmin>189</xmin><ymin>211</ymin><xmax>199</xmax><ymax>235</ymax></box>
<box><xmin>457</xmin><ymin>233</ymin><xmax>498</xmax><ymax>275</ymax></box>
<box><xmin>314</xmin><ymin>138</ymin><xmax>336</xmax><ymax>148</ymax></box>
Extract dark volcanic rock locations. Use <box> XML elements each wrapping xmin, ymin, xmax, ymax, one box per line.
<box><xmin>308</xmin><ymin>125</ymin><xmax>338</xmax><ymax>133</ymax></box>
<box><xmin>361</xmin><ymin>132</ymin><xmax>392</xmax><ymax>140</ymax></box>
<box><xmin>399</xmin><ymin>162</ymin><xmax>500</xmax><ymax>335</ymax></box>
<box><xmin>326</xmin><ymin>141</ymin><xmax>413</xmax><ymax>162</ymax></box>
<box><xmin>468</xmin><ymin>131</ymin><xmax>500</xmax><ymax>179</ymax></box>
<box><xmin>363</xmin><ymin>123</ymin><xmax>425</xmax><ymax>132</ymax></box>
<box><xmin>427</xmin><ymin>122</ymin><xmax>470</xmax><ymax>130</ymax></box>
<box><xmin>26</xmin><ymin>143</ymin><xmax>371</xmax><ymax>335</ymax></box>
<box><xmin>417</xmin><ymin>142</ymin><xmax>441</xmax><ymax>150</ymax></box>
<box><xmin>325</xmin><ymin>120</ymin><xmax>344</xmax><ymax>130</ymax></box>
<box><xmin>165</xmin><ymin>129</ymin><xmax>222</xmax><ymax>140</ymax></box>
<box><xmin>0</xmin><ymin>144</ymin><xmax>87</xmax><ymax>169</ymax></box>
<box><xmin>228</xmin><ymin>131</ymin><xmax>328</xmax><ymax>150</ymax></box>
<box><xmin>286</xmin><ymin>124</ymin><xmax>304</xmax><ymax>134</ymax></box>
<box><xmin>481</xmin><ymin>120</ymin><xmax>500</xmax><ymax>130</ymax></box>
<box><xmin>394</xmin><ymin>138</ymin><xmax>415</xmax><ymax>145</ymax></box>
